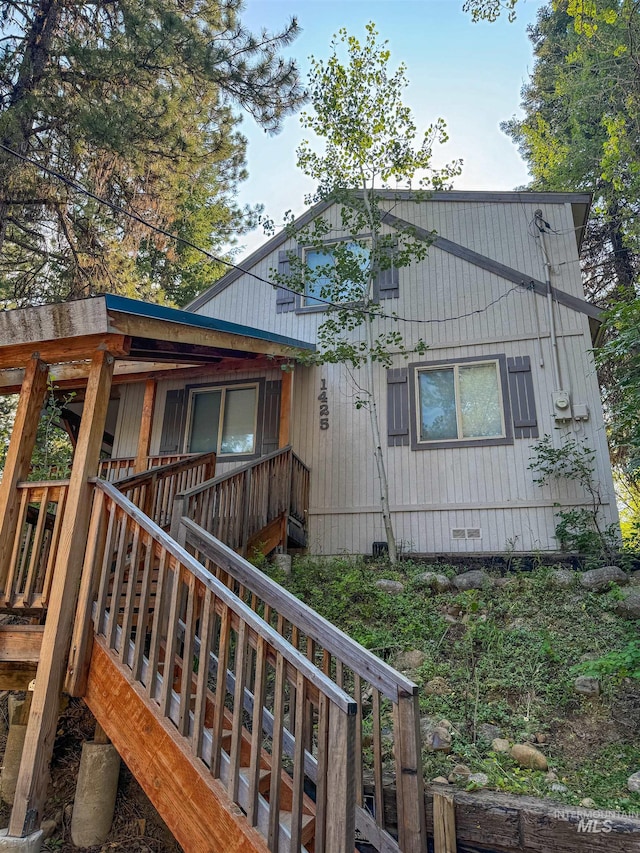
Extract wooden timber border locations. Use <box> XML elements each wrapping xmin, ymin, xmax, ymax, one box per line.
<box><xmin>418</xmin><ymin>787</ymin><xmax>640</xmax><ymax>853</ymax></box>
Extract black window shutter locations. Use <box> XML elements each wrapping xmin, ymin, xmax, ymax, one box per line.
<box><xmin>507</xmin><ymin>356</ymin><xmax>539</xmax><ymax>439</ymax></box>
<box><xmin>387</xmin><ymin>368</ymin><xmax>409</xmax><ymax>446</ymax></box>
<box><xmin>159</xmin><ymin>389</ymin><xmax>186</xmax><ymax>454</ymax></box>
<box><xmin>375</xmin><ymin>242</ymin><xmax>399</xmax><ymax>300</ymax></box>
<box><xmin>276</xmin><ymin>250</ymin><xmax>296</xmax><ymax>313</ymax></box>
<box><xmin>261</xmin><ymin>380</ymin><xmax>282</xmax><ymax>454</ymax></box>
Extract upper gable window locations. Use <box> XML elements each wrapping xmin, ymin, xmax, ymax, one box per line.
<box><xmin>409</xmin><ymin>356</ymin><xmax>513</xmax><ymax>449</ymax></box>
<box><xmin>186</xmin><ymin>384</ymin><xmax>258</xmax><ymax>456</ymax></box>
<box><xmin>303</xmin><ymin>241</ymin><xmax>370</xmax><ymax>307</ymax></box>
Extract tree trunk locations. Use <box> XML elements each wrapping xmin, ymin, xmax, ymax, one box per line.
<box><xmin>0</xmin><ymin>0</ymin><xmax>63</xmax><ymax>257</ymax></box>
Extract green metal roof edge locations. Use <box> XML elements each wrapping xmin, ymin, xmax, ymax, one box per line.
<box><xmin>102</xmin><ymin>294</ymin><xmax>315</xmax><ymax>352</ymax></box>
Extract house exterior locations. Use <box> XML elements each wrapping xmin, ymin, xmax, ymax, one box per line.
<box><xmin>110</xmin><ymin>190</ymin><xmax>619</xmax><ymax>556</ymax></box>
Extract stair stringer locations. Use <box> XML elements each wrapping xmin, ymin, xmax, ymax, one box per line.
<box><xmin>84</xmin><ymin>638</ymin><xmax>270</xmax><ymax>853</ymax></box>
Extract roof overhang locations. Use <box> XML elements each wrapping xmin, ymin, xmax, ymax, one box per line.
<box><xmin>0</xmin><ymin>295</ymin><xmax>314</xmax><ymax>393</ymax></box>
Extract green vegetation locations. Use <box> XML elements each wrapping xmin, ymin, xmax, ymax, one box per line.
<box><xmin>279</xmin><ymin>556</ymin><xmax>640</xmax><ymax>812</ymax></box>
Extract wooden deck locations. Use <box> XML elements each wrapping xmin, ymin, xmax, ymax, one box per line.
<box><xmin>0</xmin><ymin>449</ymin><xmax>424</xmax><ymax>852</ymax></box>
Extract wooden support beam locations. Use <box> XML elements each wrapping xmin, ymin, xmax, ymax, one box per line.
<box><xmin>394</xmin><ymin>691</ymin><xmax>428</xmax><ymax>853</ymax></box>
<box><xmin>9</xmin><ymin>349</ymin><xmax>115</xmax><ymax>838</ymax></box>
<box><xmin>134</xmin><ymin>379</ymin><xmax>157</xmax><ymax>474</ymax></box>
<box><xmin>278</xmin><ymin>368</ymin><xmax>293</xmax><ymax>449</ymax></box>
<box><xmin>0</xmin><ymin>357</ymin><xmax>49</xmax><ymax>589</ymax></box>
<box><xmin>0</xmin><ymin>334</ymin><xmax>129</xmax><ymax>371</ymax></box>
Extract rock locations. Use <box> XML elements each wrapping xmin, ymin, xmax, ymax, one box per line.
<box><xmin>428</xmin><ymin>727</ymin><xmax>452</xmax><ymax>752</ymax></box>
<box><xmin>545</xmin><ymin>771</ymin><xmax>558</xmax><ymax>782</ymax></box>
<box><xmin>468</xmin><ymin>772</ymin><xmax>489</xmax><ymax>788</ymax></box>
<box><xmin>432</xmin><ymin>776</ymin><xmax>450</xmax><ymax>785</ymax></box>
<box><xmin>438</xmin><ymin>719</ymin><xmax>453</xmax><ymax>731</ymax></box>
<box><xmin>580</xmin><ymin>798</ymin><xmax>596</xmax><ymax>808</ymax></box>
<box><xmin>493</xmin><ymin>577</ymin><xmax>512</xmax><ymax>588</ymax></box>
<box><xmin>445</xmin><ymin>604</ymin><xmax>462</xmax><ymax>617</ymax></box>
<box><xmin>415</xmin><ymin>572</ymin><xmax>453</xmax><ymax>593</ymax></box>
<box><xmin>551</xmin><ymin>783</ymin><xmax>568</xmax><ymax>793</ymax></box>
<box><xmin>629</xmin><ymin>571</ymin><xmax>640</xmax><ymax>587</ymax></box>
<box><xmin>448</xmin><ymin>764</ymin><xmax>471</xmax><ymax>782</ymax></box>
<box><xmin>579</xmin><ymin>566</ymin><xmax>628</xmax><ymax>592</ymax></box>
<box><xmin>535</xmin><ymin>732</ymin><xmax>550</xmax><ymax>744</ymax></box>
<box><xmin>510</xmin><ymin>743</ymin><xmax>548</xmax><ymax>771</ymax></box>
<box><xmin>614</xmin><ymin>589</ymin><xmax>640</xmax><ymax>620</ymax></box>
<box><xmin>419</xmin><ymin>716</ymin><xmax>439</xmax><ymax>739</ymax></box>
<box><xmin>551</xmin><ymin>568</ymin><xmax>575</xmax><ymax>589</ymax></box>
<box><xmin>628</xmin><ymin>771</ymin><xmax>640</xmax><ymax>793</ymax></box>
<box><xmin>41</xmin><ymin>820</ymin><xmax>57</xmax><ymax>840</ymax></box>
<box><xmin>478</xmin><ymin>723</ymin><xmax>503</xmax><ymax>744</ymax></box>
<box><xmin>375</xmin><ymin>579</ymin><xmax>405</xmax><ymax>595</ymax></box>
<box><xmin>394</xmin><ymin>649</ymin><xmax>427</xmax><ymax>672</ymax></box>
<box><xmin>574</xmin><ymin>676</ymin><xmax>600</xmax><ymax>697</ymax></box>
<box><xmin>453</xmin><ymin>570</ymin><xmax>490</xmax><ymax>591</ymax></box>
<box><xmin>424</xmin><ymin>677</ymin><xmax>452</xmax><ymax>696</ymax></box>
<box><xmin>443</xmin><ymin>614</ymin><xmax>458</xmax><ymax>625</ymax></box>
<box><xmin>491</xmin><ymin>738</ymin><xmax>510</xmax><ymax>754</ymax></box>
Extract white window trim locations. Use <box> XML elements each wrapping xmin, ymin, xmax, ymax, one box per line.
<box><xmin>184</xmin><ymin>382</ymin><xmax>260</xmax><ymax>457</ymax></box>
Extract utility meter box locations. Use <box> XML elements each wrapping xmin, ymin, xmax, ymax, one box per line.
<box><xmin>552</xmin><ymin>390</ymin><xmax>573</xmax><ymax>422</ymax></box>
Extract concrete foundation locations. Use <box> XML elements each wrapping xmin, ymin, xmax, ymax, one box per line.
<box><xmin>0</xmin><ymin>830</ymin><xmax>43</xmax><ymax>851</ymax></box>
<box><xmin>70</xmin><ymin>742</ymin><xmax>120</xmax><ymax>848</ymax></box>
<box><xmin>0</xmin><ymin>724</ymin><xmax>27</xmax><ymax>806</ymax></box>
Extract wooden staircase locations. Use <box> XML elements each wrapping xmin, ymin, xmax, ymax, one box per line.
<box><xmin>0</xmin><ymin>451</ymin><xmax>425</xmax><ymax>853</ymax></box>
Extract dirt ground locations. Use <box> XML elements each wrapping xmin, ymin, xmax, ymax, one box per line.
<box><xmin>0</xmin><ymin>695</ymin><xmax>183</xmax><ymax>852</ymax></box>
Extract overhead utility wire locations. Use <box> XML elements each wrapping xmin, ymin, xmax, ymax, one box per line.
<box><xmin>1</xmin><ymin>143</ymin><xmax>526</xmax><ymax>325</ymax></box>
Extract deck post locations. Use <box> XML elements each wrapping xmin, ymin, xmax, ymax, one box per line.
<box><xmin>0</xmin><ymin>357</ymin><xmax>49</xmax><ymax>590</ymax></box>
<box><xmin>134</xmin><ymin>379</ymin><xmax>156</xmax><ymax>474</ymax></box>
<box><xmin>393</xmin><ymin>691</ymin><xmax>428</xmax><ymax>853</ymax></box>
<box><xmin>278</xmin><ymin>367</ymin><xmax>293</xmax><ymax>448</ymax></box>
<box><xmin>8</xmin><ymin>350</ymin><xmax>115</xmax><ymax>838</ymax></box>
<box><xmin>325</xmin><ymin>704</ymin><xmax>356</xmax><ymax>853</ymax></box>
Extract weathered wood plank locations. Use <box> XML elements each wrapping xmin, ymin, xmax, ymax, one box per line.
<box><xmin>85</xmin><ymin>640</ymin><xmax>269</xmax><ymax>853</ymax></box>
<box><xmin>0</xmin><ymin>334</ymin><xmax>129</xmax><ymax>371</ymax></box>
<box><xmin>433</xmin><ymin>791</ymin><xmax>456</xmax><ymax>853</ymax></box>
<box><xmin>0</xmin><ymin>626</ymin><xmax>44</xmax><ymax>662</ymax></box>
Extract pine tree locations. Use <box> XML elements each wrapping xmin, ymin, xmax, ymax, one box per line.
<box><xmin>0</xmin><ymin>0</ymin><xmax>303</xmax><ymax>306</ymax></box>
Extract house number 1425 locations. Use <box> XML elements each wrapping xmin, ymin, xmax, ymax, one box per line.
<box><xmin>318</xmin><ymin>378</ymin><xmax>329</xmax><ymax>430</ymax></box>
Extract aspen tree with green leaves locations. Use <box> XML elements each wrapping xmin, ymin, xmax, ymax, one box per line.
<box><xmin>272</xmin><ymin>23</ymin><xmax>460</xmax><ymax>562</ymax></box>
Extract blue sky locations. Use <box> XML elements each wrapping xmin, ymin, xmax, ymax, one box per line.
<box><xmin>234</xmin><ymin>0</ymin><xmax>544</xmax><ymax>255</ymax></box>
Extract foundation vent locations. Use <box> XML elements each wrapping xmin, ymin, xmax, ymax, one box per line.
<box><xmin>451</xmin><ymin>528</ymin><xmax>482</xmax><ymax>540</ymax></box>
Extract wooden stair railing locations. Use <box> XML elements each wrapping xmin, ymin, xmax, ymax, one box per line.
<box><xmin>67</xmin><ymin>480</ymin><xmax>357</xmax><ymax>853</ymax></box>
<box><xmin>178</xmin><ymin>516</ymin><xmax>427</xmax><ymax>853</ymax></box>
<box><xmin>112</xmin><ymin>450</ymin><xmax>217</xmax><ymax>528</ymax></box>
<box><xmin>98</xmin><ymin>452</ymin><xmax>204</xmax><ymax>483</ymax></box>
<box><xmin>170</xmin><ymin>446</ymin><xmax>310</xmax><ymax>557</ymax></box>
<box><xmin>1</xmin><ymin>480</ymin><xmax>69</xmax><ymax>612</ymax></box>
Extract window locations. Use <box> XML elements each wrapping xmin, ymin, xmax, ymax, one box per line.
<box><xmin>303</xmin><ymin>241</ymin><xmax>369</xmax><ymax>307</ymax></box>
<box><xmin>186</xmin><ymin>383</ymin><xmax>258</xmax><ymax>456</ymax></box>
<box><xmin>409</xmin><ymin>356</ymin><xmax>513</xmax><ymax>449</ymax></box>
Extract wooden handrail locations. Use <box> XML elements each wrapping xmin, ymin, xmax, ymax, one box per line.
<box><xmin>180</xmin><ymin>516</ymin><xmax>426</xmax><ymax>853</ymax></box>
<box><xmin>170</xmin><ymin>446</ymin><xmax>310</xmax><ymax>555</ymax></box>
<box><xmin>68</xmin><ymin>479</ymin><xmax>357</xmax><ymax>852</ymax></box>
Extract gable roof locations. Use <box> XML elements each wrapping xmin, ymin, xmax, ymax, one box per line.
<box><xmin>186</xmin><ymin>191</ymin><xmax>594</xmax><ymax>318</ymax></box>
